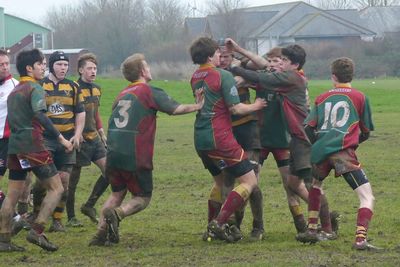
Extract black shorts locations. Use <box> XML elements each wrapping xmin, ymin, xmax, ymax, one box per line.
<box><xmin>233</xmin><ymin>120</ymin><xmax>261</xmax><ymax>151</ymax></box>
<box><xmin>75</xmin><ymin>137</ymin><xmax>106</xmax><ymax>167</ymax></box>
<box><xmin>0</xmin><ymin>138</ymin><xmax>8</xmax><ymax>176</ymax></box>
<box><xmin>44</xmin><ymin>137</ymin><xmax>76</xmax><ymax>171</ymax></box>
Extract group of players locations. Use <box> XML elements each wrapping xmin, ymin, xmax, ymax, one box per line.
<box><xmin>0</xmin><ymin>34</ymin><xmax>379</xmax><ymax>252</ymax></box>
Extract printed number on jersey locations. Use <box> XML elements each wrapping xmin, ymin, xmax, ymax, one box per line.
<box><xmin>114</xmin><ymin>100</ymin><xmax>132</xmax><ymax>128</ymax></box>
<box><xmin>321</xmin><ymin>101</ymin><xmax>350</xmax><ymax>130</ymax></box>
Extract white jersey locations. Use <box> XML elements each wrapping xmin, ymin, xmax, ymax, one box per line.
<box><xmin>0</xmin><ymin>76</ymin><xmax>18</xmax><ymax>139</ymax></box>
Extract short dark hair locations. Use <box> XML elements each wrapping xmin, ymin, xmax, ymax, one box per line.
<box><xmin>16</xmin><ymin>49</ymin><xmax>44</xmax><ymax>76</ymax></box>
<box><xmin>0</xmin><ymin>49</ymin><xmax>8</xmax><ymax>56</ymax></box>
<box><xmin>190</xmin><ymin>37</ymin><xmax>219</xmax><ymax>64</ymax></box>
<box><xmin>331</xmin><ymin>57</ymin><xmax>354</xmax><ymax>83</ymax></box>
<box><xmin>281</xmin><ymin>44</ymin><xmax>306</xmax><ymax>70</ymax></box>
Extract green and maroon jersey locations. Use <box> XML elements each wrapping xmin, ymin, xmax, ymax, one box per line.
<box><xmin>76</xmin><ymin>78</ymin><xmax>101</xmax><ymax>141</ymax></box>
<box><xmin>40</xmin><ymin>77</ymin><xmax>84</xmax><ymax>139</ymax></box>
<box><xmin>7</xmin><ymin>76</ymin><xmax>48</xmax><ymax>154</ymax></box>
<box><xmin>305</xmin><ymin>84</ymin><xmax>374</xmax><ymax>164</ymax></box>
<box><xmin>256</xmin><ymin>88</ymin><xmax>290</xmax><ymax>148</ymax></box>
<box><xmin>106</xmin><ymin>81</ymin><xmax>179</xmax><ymax>172</ymax></box>
<box><xmin>258</xmin><ymin>70</ymin><xmax>309</xmax><ymax>141</ymax></box>
<box><xmin>190</xmin><ymin>64</ymin><xmax>240</xmax><ymax>150</ymax></box>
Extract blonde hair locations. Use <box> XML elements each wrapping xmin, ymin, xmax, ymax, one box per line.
<box><xmin>121</xmin><ymin>53</ymin><xmax>145</xmax><ymax>82</ymax></box>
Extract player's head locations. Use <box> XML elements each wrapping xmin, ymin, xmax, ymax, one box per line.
<box><xmin>190</xmin><ymin>37</ymin><xmax>220</xmax><ymax>66</ymax></box>
<box><xmin>266</xmin><ymin>47</ymin><xmax>282</xmax><ymax>72</ymax></box>
<box><xmin>331</xmin><ymin>57</ymin><xmax>354</xmax><ymax>83</ymax></box>
<box><xmin>218</xmin><ymin>44</ymin><xmax>233</xmax><ymax>70</ymax></box>
<box><xmin>49</xmin><ymin>51</ymin><xmax>69</xmax><ymax>80</ymax></box>
<box><xmin>281</xmin><ymin>44</ymin><xmax>306</xmax><ymax>71</ymax></box>
<box><xmin>16</xmin><ymin>49</ymin><xmax>45</xmax><ymax>80</ymax></box>
<box><xmin>0</xmin><ymin>49</ymin><xmax>11</xmax><ymax>81</ymax></box>
<box><xmin>78</xmin><ymin>53</ymin><xmax>97</xmax><ymax>83</ymax></box>
<box><xmin>121</xmin><ymin>53</ymin><xmax>152</xmax><ymax>82</ymax></box>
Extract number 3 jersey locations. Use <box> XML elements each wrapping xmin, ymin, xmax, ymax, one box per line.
<box><xmin>106</xmin><ymin>82</ymin><xmax>179</xmax><ymax>172</ymax></box>
<box><xmin>304</xmin><ymin>84</ymin><xmax>374</xmax><ymax>164</ymax></box>
<box><xmin>40</xmin><ymin>77</ymin><xmax>84</xmax><ymax>139</ymax></box>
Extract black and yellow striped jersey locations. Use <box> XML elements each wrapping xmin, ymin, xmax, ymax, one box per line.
<box><xmin>40</xmin><ymin>77</ymin><xmax>84</xmax><ymax>139</ymax></box>
<box><xmin>76</xmin><ymin>78</ymin><xmax>101</xmax><ymax>140</ymax></box>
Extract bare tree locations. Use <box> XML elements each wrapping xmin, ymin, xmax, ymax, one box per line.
<box><xmin>207</xmin><ymin>0</ymin><xmax>248</xmax><ymax>40</ymax></box>
<box><xmin>355</xmin><ymin>0</ymin><xmax>400</xmax><ymax>8</ymax></box>
<box><xmin>307</xmin><ymin>0</ymin><xmax>354</xmax><ymax>9</ymax></box>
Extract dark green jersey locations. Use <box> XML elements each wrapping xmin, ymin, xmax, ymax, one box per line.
<box><xmin>7</xmin><ymin>76</ymin><xmax>48</xmax><ymax>154</ymax></box>
<box><xmin>256</xmin><ymin>89</ymin><xmax>290</xmax><ymax>148</ymax></box>
<box><xmin>107</xmin><ymin>82</ymin><xmax>179</xmax><ymax>171</ymax></box>
<box><xmin>190</xmin><ymin>64</ymin><xmax>240</xmax><ymax>150</ymax></box>
<box><xmin>305</xmin><ymin>84</ymin><xmax>374</xmax><ymax>163</ymax></box>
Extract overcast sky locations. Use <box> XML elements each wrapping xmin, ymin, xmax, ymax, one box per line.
<box><xmin>0</xmin><ymin>0</ymin><xmax>296</xmax><ymax>25</ymax></box>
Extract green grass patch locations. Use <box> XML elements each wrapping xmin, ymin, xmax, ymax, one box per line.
<box><xmin>1</xmin><ymin>78</ymin><xmax>399</xmax><ymax>266</ymax></box>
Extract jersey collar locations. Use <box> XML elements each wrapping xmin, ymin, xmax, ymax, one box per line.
<box><xmin>0</xmin><ymin>74</ymin><xmax>12</xmax><ymax>85</ymax></box>
<box><xmin>335</xmin><ymin>83</ymin><xmax>352</xmax><ymax>88</ymax></box>
<box><xmin>199</xmin><ymin>63</ymin><xmax>214</xmax><ymax>69</ymax></box>
<box><xmin>19</xmin><ymin>76</ymin><xmax>37</xmax><ymax>83</ymax></box>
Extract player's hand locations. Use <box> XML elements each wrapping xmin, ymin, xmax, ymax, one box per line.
<box><xmin>231</xmin><ymin>58</ymin><xmax>242</xmax><ymax>68</ymax></box>
<box><xmin>253</xmin><ymin>98</ymin><xmax>268</xmax><ymax>110</ymax></box>
<box><xmin>59</xmin><ymin>135</ymin><xmax>74</xmax><ymax>153</ymax></box>
<box><xmin>234</xmin><ymin>76</ymin><xmax>246</xmax><ymax>87</ymax></box>
<box><xmin>225</xmin><ymin>38</ymin><xmax>239</xmax><ymax>52</ymax></box>
<box><xmin>69</xmin><ymin>134</ymin><xmax>84</xmax><ymax>151</ymax></box>
<box><xmin>195</xmin><ymin>88</ymin><xmax>205</xmax><ymax>110</ymax></box>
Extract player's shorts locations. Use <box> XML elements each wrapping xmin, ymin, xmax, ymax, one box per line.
<box><xmin>259</xmin><ymin>147</ymin><xmax>290</xmax><ymax>167</ymax></box>
<box><xmin>44</xmin><ymin>137</ymin><xmax>76</xmax><ymax>172</ymax></box>
<box><xmin>75</xmin><ymin>137</ymin><xmax>106</xmax><ymax>167</ymax></box>
<box><xmin>0</xmin><ymin>138</ymin><xmax>8</xmax><ymax>176</ymax></box>
<box><xmin>312</xmin><ymin>148</ymin><xmax>361</xmax><ymax>181</ymax></box>
<box><xmin>232</xmin><ymin>120</ymin><xmax>261</xmax><ymax>151</ymax></box>
<box><xmin>7</xmin><ymin>151</ymin><xmax>58</xmax><ymax>180</ymax></box>
<box><xmin>107</xmin><ymin>166</ymin><xmax>152</xmax><ymax>197</ymax></box>
<box><xmin>197</xmin><ymin>147</ymin><xmax>253</xmax><ymax>178</ymax></box>
<box><xmin>289</xmin><ymin>136</ymin><xmax>312</xmax><ymax>176</ymax></box>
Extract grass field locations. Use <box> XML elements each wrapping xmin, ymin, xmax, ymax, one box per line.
<box><xmin>1</xmin><ymin>77</ymin><xmax>400</xmax><ymax>266</ymax></box>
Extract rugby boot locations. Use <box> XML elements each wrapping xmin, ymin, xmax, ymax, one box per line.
<box><xmin>352</xmin><ymin>239</ymin><xmax>383</xmax><ymax>251</ymax></box>
<box><xmin>249</xmin><ymin>227</ymin><xmax>264</xmax><ymax>241</ymax></box>
<box><xmin>66</xmin><ymin>217</ymin><xmax>84</xmax><ymax>227</ymax></box>
<box><xmin>296</xmin><ymin>230</ymin><xmax>320</xmax><ymax>244</ymax></box>
<box><xmin>202</xmin><ymin>229</ymin><xmax>217</xmax><ymax>242</ymax></box>
<box><xmin>207</xmin><ymin>220</ymin><xmax>235</xmax><ymax>243</ymax></box>
<box><xmin>104</xmin><ymin>208</ymin><xmax>120</xmax><ymax>243</ymax></box>
<box><xmin>0</xmin><ymin>241</ymin><xmax>25</xmax><ymax>252</ymax></box>
<box><xmin>229</xmin><ymin>225</ymin><xmax>243</xmax><ymax>242</ymax></box>
<box><xmin>81</xmin><ymin>204</ymin><xmax>98</xmax><ymax>224</ymax></box>
<box><xmin>49</xmin><ymin>219</ymin><xmax>66</xmax><ymax>232</ymax></box>
<box><xmin>26</xmin><ymin>229</ymin><xmax>58</xmax><ymax>251</ymax></box>
<box><xmin>89</xmin><ymin>230</ymin><xmax>109</xmax><ymax>246</ymax></box>
<box><xmin>318</xmin><ymin>231</ymin><xmax>338</xmax><ymax>241</ymax></box>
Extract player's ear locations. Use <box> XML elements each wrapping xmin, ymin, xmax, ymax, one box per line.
<box><xmin>331</xmin><ymin>74</ymin><xmax>338</xmax><ymax>83</ymax></box>
<box><xmin>26</xmin><ymin>65</ymin><xmax>33</xmax><ymax>74</ymax></box>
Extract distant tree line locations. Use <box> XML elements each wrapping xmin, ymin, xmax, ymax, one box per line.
<box><xmin>46</xmin><ymin>0</ymin><xmax>400</xmax><ymax>78</ymax></box>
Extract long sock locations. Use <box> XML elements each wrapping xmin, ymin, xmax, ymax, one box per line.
<box><xmin>66</xmin><ymin>167</ymin><xmax>81</xmax><ymax>220</ymax></box>
<box><xmin>85</xmin><ymin>175</ymin><xmax>109</xmax><ymax>208</ymax></box>
<box><xmin>208</xmin><ymin>184</ymin><xmax>222</xmax><ymax>223</ymax></box>
<box><xmin>31</xmin><ymin>222</ymin><xmax>45</xmax><ymax>234</ymax></box>
<box><xmin>217</xmin><ymin>184</ymin><xmax>249</xmax><ymax>225</ymax></box>
<box><xmin>17</xmin><ymin>202</ymin><xmax>29</xmax><ymax>215</ymax></box>
<box><xmin>307</xmin><ymin>187</ymin><xmax>321</xmax><ymax>232</ymax></box>
<box><xmin>289</xmin><ymin>205</ymin><xmax>307</xmax><ymax>233</ymax></box>
<box><xmin>319</xmin><ymin>194</ymin><xmax>332</xmax><ymax>233</ymax></box>
<box><xmin>32</xmin><ymin>183</ymin><xmax>46</xmax><ymax>215</ymax></box>
<box><xmin>355</xmin><ymin>207</ymin><xmax>373</xmax><ymax>243</ymax></box>
<box><xmin>53</xmin><ymin>191</ymin><xmax>67</xmax><ymax>220</ymax></box>
<box><xmin>249</xmin><ymin>185</ymin><xmax>264</xmax><ymax>230</ymax></box>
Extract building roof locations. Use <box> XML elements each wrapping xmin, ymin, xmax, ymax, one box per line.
<box><xmin>360</xmin><ymin>6</ymin><xmax>400</xmax><ymax>36</ymax></box>
<box><xmin>4</xmin><ymin>13</ymin><xmax>51</xmax><ymax>32</ymax></box>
